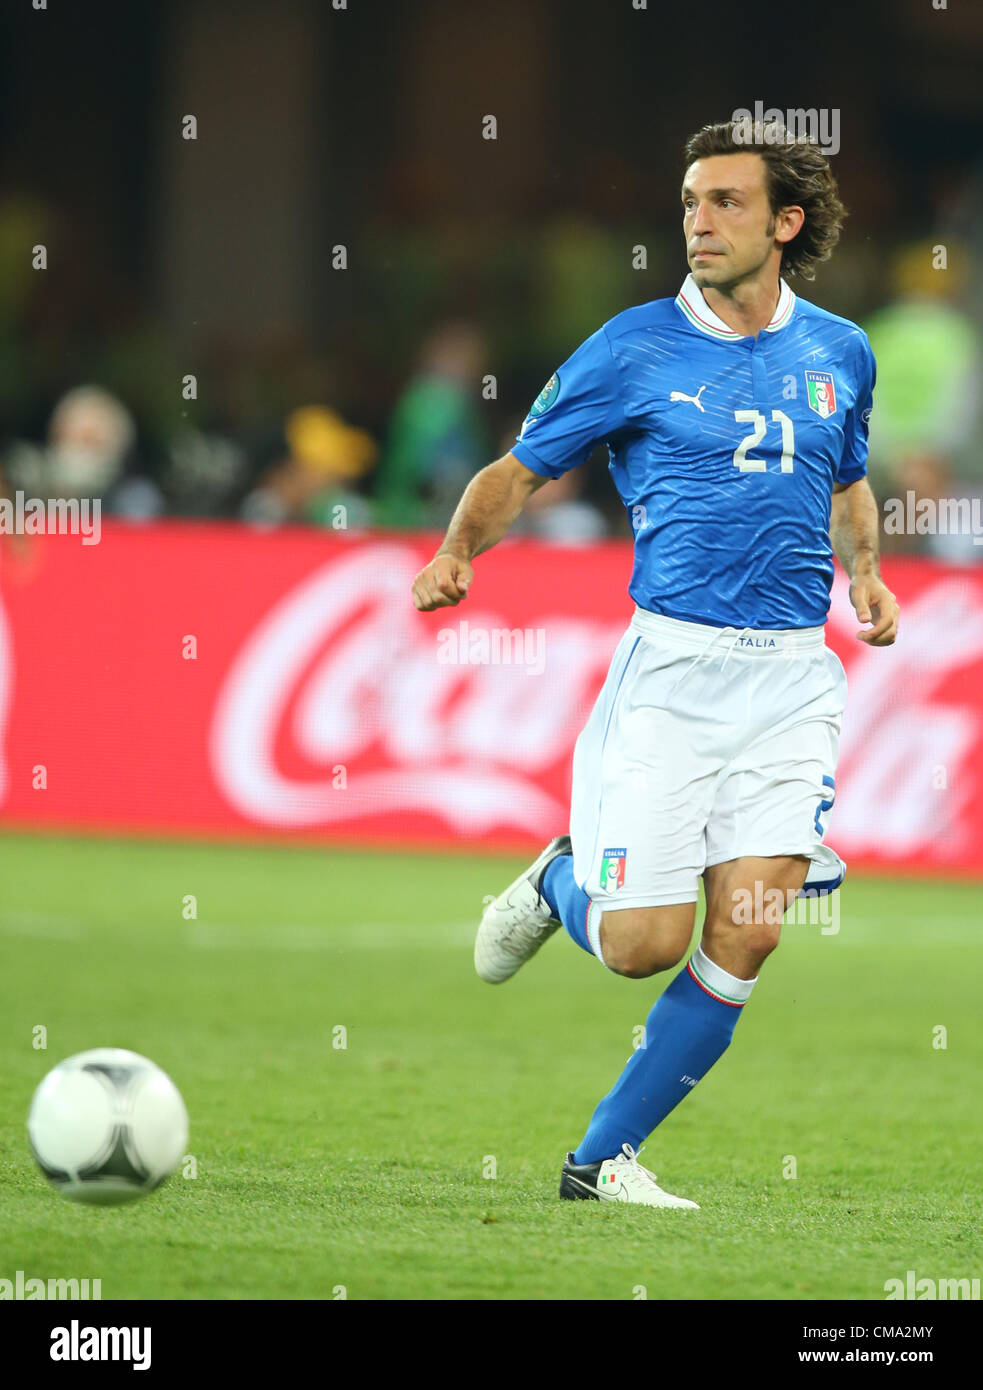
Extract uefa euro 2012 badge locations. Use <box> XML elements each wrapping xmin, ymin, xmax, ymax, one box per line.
<box><xmin>529</xmin><ymin>372</ymin><xmax>560</xmax><ymax>418</ymax></box>
<box><xmin>600</xmin><ymin>848</ymin><xmax>626</xmax><ymax>892</ymax></box>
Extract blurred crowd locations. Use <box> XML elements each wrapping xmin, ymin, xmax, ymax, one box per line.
<box><xmin>1</xmin><ymin>214</ymin><xmax>982</xmax><ymax>560</ymax></box>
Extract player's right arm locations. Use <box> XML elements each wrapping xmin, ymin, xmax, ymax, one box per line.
<box><xmin>412</xmin><ymin>323</ymin><xmax>626</xmax><ymax>612</ymax></box>
<box><xmin>412</xmin><ymin>452</ymin><xmax>548</xmax><ymax>611</ymax></box>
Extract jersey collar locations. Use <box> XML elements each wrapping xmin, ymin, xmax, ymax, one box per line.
<box><xmin>675</xmin><ymin>273</ymin><xmax>796</xmax><ymax>341</ymax></box>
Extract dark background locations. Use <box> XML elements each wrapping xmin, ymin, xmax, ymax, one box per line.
<box><xmin>1</xmin><ymin>0</ymin><xmax>981</xmax><ymax>535</ymax></box>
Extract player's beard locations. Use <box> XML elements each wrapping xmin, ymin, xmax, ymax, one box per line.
<box><xmin>690</xmin><ymin>208</ymin><xmax>779</xmax><ymax>289</ymax></box>
<box><xmin>692</xmin><ymin>225</ymin><xmax>778</xmax><ymax>293</ymax></box>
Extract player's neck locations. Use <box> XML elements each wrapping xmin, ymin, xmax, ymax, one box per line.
<box><xmin>699</xmin><ymin>274</ymin><xmax>781</xmax><ymax>339</ymax></box>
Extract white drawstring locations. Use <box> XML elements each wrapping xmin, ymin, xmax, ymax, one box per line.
<box><xmin>663</xmin><ymin>624</ymin><xmax>756</xmax><ymax>701</ymax></box>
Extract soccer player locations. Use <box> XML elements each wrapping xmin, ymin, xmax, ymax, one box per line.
<box><xmin>411</xmin><ymin>120</ymin><xmax>899</xmax><ymax>1207</ymax></box>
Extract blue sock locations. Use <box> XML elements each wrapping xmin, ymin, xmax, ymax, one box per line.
<box><xmin>541</xmin><ymin>854</ymin><xmax>593</xmax><ymax>955</ymax></box>
<box><xmin>572</xmin><ymin>945</ymin><xmax>756</xmax><ymax>1164</ymax></box>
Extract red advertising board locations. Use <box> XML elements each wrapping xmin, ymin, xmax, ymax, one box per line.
<box><xmin>0</xmin><ymin>523</ymin><xmax>981</xmax><ymax>876</ymax></box>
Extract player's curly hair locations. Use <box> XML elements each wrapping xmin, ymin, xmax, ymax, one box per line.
<box><xmin>683</xmin><ymin>120</ymin><xmax>847</xmax><ymax>281</ymax></box>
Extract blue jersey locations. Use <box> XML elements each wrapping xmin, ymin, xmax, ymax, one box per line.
<box><xmin>511</xmin><ymin>274</ymin><xmax>875</xmax><ymax>629</ymax></box>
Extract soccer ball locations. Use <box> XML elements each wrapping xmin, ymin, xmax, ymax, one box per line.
<box><xmin>27</xmin><ymin>1048</ymin><xmax>189</xmax><ymax>1205</ymax></box>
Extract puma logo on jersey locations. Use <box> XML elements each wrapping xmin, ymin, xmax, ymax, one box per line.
<box><xmin>669</xmin><ymin>385</ymin><xmax>707</xmax><ymax>412</ymax></box>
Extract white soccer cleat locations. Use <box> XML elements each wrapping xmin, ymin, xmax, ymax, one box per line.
<box><xmin>560</xmin><ymin>1143</ymin><xmax>700</xmax><ymax>1209</ymax></box>
<box><xmin>474</xmin><ymin>835</ymin><xmax>571</xmax><ymax>983</ymax></box>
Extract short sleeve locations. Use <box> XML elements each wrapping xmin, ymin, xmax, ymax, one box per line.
<box><xmin>511</xmin><ymin>326</ymin><xmax>627</xmax><ymax>479</ymax></box>
<box><xmin>836</xmin><ymin>335</ymin><xmax>876</xmax><ymax>485</ymax></box>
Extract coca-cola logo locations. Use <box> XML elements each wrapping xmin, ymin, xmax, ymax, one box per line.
<box><xmin>210</xmin><ymin>543</ymin><xmax>622</xmax><ymax>831</ymax></box>
<box><xmin>209</xmin><ymin>547</ymin><xmax>983</xmax><ymax>857</ymax></box>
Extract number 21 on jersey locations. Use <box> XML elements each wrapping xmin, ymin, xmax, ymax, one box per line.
<box><xmin>733</xmin><ymin>409</ymin><xmax>795</xmax><ymax>473</ymax></box>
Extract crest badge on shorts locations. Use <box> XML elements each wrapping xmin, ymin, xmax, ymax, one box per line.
<box><xmin>805</xmin><ymin>371</ymin><xmax>837</xmax><ymax>418</ymax></box>
<box><xmin>600</xmin><ymin>848</ymin><xmax>626</xmax><ymax>892</ymax></box>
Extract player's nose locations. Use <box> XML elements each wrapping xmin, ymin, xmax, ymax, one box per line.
<box><xmin>690</xmin><ymin>203</ymin><xmax>715</xmax><ymax>236</ymax></box>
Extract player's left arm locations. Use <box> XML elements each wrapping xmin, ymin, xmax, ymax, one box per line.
<box><xmin>830</xmin><ymin>477</ymin><xmax>898</xmax><ymax>646</ymax></box>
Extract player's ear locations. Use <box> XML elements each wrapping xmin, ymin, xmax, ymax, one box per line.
<box><xmin>774</xmin><ymin>205</ymin><xmax>805</xmax><ymax>245</ymax></box>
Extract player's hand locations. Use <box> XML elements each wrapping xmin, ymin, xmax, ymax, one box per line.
<box><xmin>850</xmin><ymin>572</ymin><xmax>899</xmax><ymax>646</ymax></box>
<box><xmin>412</xmin><ymin>551</ymin><xmax>474</xmax><ymax>610</ymax></box>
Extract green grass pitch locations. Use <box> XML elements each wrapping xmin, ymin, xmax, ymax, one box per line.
<box><xmin>1</xmin><ymin>831</ymin><xmax>980</xmax><ymax>1301</ymax></box>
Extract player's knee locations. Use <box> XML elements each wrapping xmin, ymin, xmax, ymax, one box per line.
<box><xmin>600</xmin><ymin>909</ymin><xmax>690</xmax><ymax>979</ymax></box>
<box><xmin>741</xmin><ymin>922</ymin><xmax>782</xmax><ymax>961</ymax></box>
<box><xmin>706</xmin><ymin>917</ymin><xmax>782</xmax><ymax>965</ymax></box>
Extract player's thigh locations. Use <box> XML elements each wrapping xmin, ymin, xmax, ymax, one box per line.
<box><xmin>600</xmin><ymin>901</ymin><xmax>697</xmax><ymax>979</ymax></box>
<box><xmin>702</xmin><ymin>854</ymin><xmax>810</xmax><ymax>963</ymax></box>
<box><xmin>705</xmin><ymin>646</ymin><xmax>845</xmax><ymax>880</ymax></box>
<box><xmin>569</xmin><ymin>637</ymin><xmax>723</xmax><ymax>919</ymax></box>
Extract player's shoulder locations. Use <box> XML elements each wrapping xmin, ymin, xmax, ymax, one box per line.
<box><xmin>559</xmin><ymin>298</ymin><xmax>681</xmax><ymax>378</ymax></box>
<box><xmin>598</xmin><ymin>295</ymin><xmax>681</xmax><ymax>347</ymax></box>
<box><xmin>791</xmin><ymin>292</ymin><xmax>873</xmax><ymax>358</ymax></box>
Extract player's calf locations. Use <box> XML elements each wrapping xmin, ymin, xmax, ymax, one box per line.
<box><xmin>701</xmin><ymin>853</ymin><xmax>808</xmax><ymax>978</ymax></box>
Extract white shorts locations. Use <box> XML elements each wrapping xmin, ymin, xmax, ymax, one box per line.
<box><xmin>570</xmin><ymin>607</ymin><xmax>848</xmax><ymax>909</ymax></box>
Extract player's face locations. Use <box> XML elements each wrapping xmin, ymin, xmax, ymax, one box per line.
<box><xmin>681</xmin><ymin>153</ymin><xmax>778</xmax><ymax>290</ymax></box>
